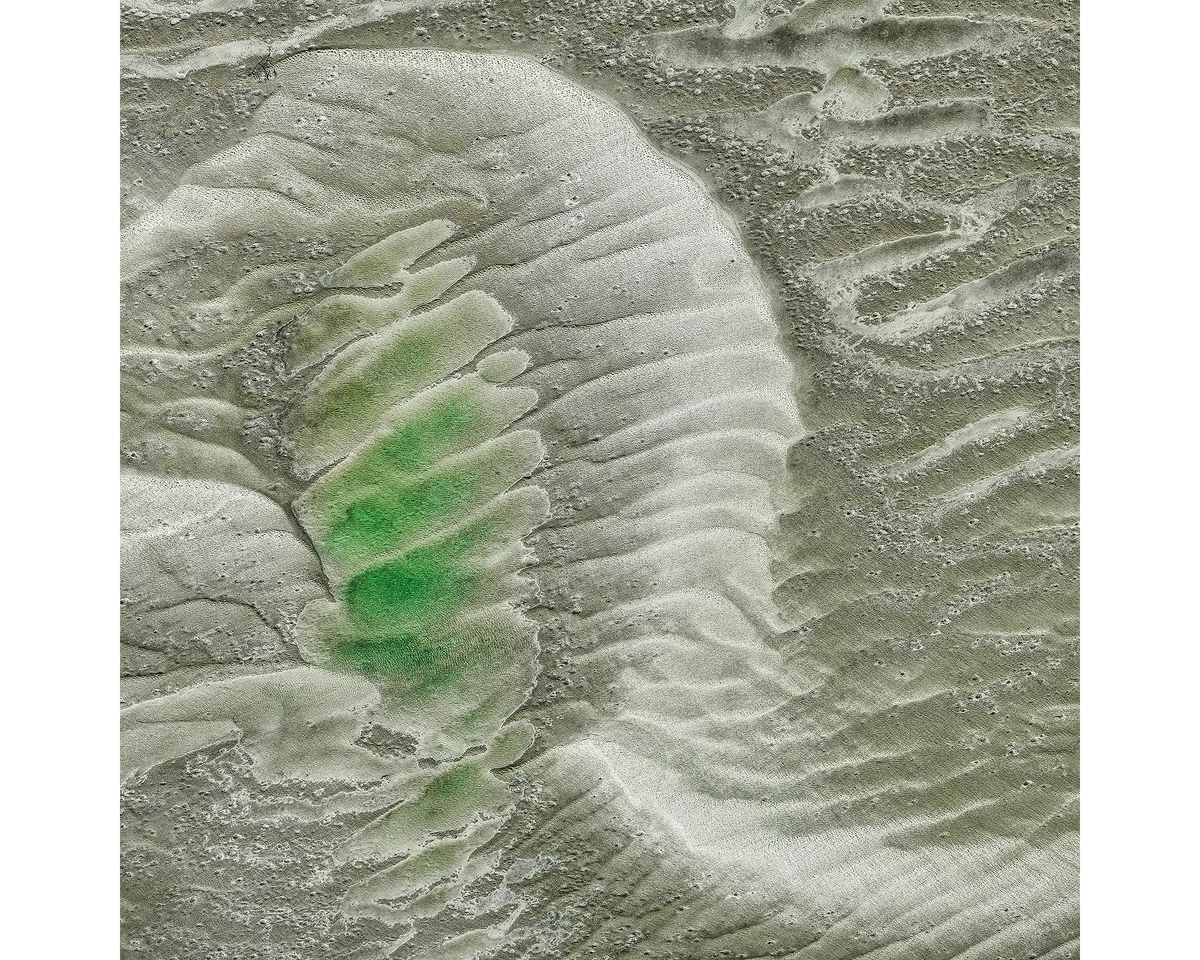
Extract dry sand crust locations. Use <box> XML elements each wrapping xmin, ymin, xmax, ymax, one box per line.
<box><xmin>121</xmin><ymin>4</ymin><xmax>1079</xmax><ymax>958</ymax></box>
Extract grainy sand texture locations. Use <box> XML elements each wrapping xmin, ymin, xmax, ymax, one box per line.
<box><xmin>121</xmin><ymin>2</ymin><xmax>1079</xmax><ymax>958</ymax></box>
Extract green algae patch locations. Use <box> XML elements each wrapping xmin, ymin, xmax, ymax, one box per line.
<box><xmin>328</xmin><ymin>513</ymin><xmax>506</xmax><ymax>687</ymax></box>
<box><xmin>305</xmin><ymin>380</ymin><xmax>539</xmax><ymax>522</ymax></box>
<box><xmin>328</xmin><ymin>392</ymin><xmax>480</xmax><ymax>497</ymax></box>
<box><xmin>319</xmin><ymin>434</ymin><xmax>545</xmax><ymax>575</ymax></box>
<box><xmin>305</xmin><ymin>486</ymin><xmax>547</xmax><ymax>689</ymax></box>
<box><xmin>343</xmin><ymin>538</ymin><xmax>475</xmax><ymax>630</ymax></box>
<box><xmin>426</xmin><ymin>764</ymin><xmax>477</xmax><ymax>803</ymax></box>
<box><xmin>328</xmin><ymin>615</ymin><xmax>534</xmax><ymax>694</ymax></box>
<box><xmin>310</xmin><ymin>326</ymin><xmax>446</xmax><ymax>441</ymax></box>
<box><xmin>368</xmin><ymin>396</ymin><xmax>478</xmax><ymax>473</ymax></box>
<box><xmin>283</xmin><ymin>242</ymin><xmax>547</xmax><ymax>693</ymax></box>
<box><xmin>327</xmin><ymin>471</ymin><xmax>480</xmax><ymax>566</ymax></box>
<box><xmin>339</xmin><ymin>763</ymin><xmax>513</xmax><ymax>862</ymax></box>
<box><xmin>331</xmin><ymin>632</ymin><xmax>472</xmax><ymax>692</ymax></box>
<box><xmin>389</xmin><ymin>763</ymin><xmax>509</xmax><ymax>835</ymax></box>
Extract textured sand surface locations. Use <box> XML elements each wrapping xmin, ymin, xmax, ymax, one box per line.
<box><xmin>121</xmin><ymin>3</ymin><xmax>1079</xmax><ymax>958</ymax></box>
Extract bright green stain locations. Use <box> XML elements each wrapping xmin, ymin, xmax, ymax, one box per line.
<box><xmin>326</xmin><ymin>472</ymin><xmax>479</xmax><ymax>565</ymax></box>
<box><xmin>342</xmin><ymin>534</ymin><xmax>475</xmax><ymax>628</ymax></box>
<box><xmin>328</xmin><ymin>515</ymin><xmax>500</xmax><ymax>685</ymax></box>
<box><xmin>362</xmin><ymin>763</ymin><xmax>496</xmax><ymax>842</ymax></box>
<box><xmin>330</xmin><ymin>394</ymin><xmax>479</xmax><ymax>497</ymax></box>
<box><xmin>306</xmin><ymin>336</ymin><xmax>517</xmax><ymax>688</ymax></box>
<box><xmin>331</xmin><ymin>632</ymin><xmax>469</xmax><ymax>689</ymax></box>
<box><xmin>372</xmin><ymin>396</ymin><xmax>474</xmax><ymax>470</ymax></box>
